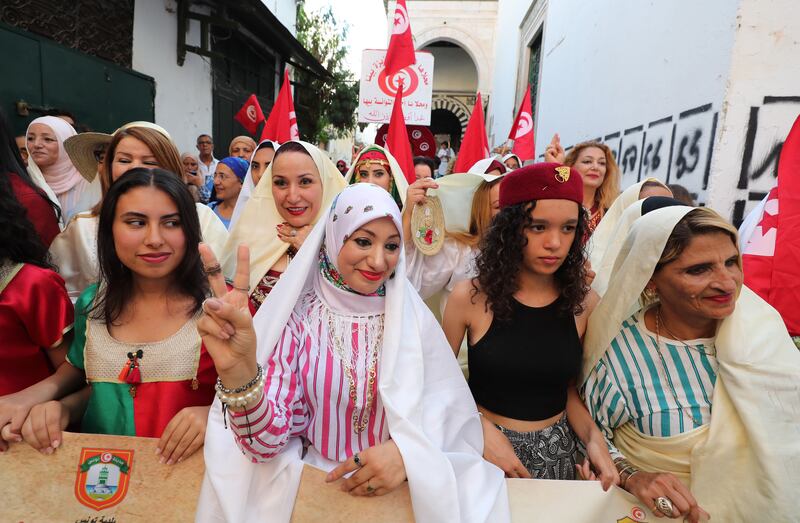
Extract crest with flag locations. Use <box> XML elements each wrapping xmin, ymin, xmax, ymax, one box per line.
<box><xmin>741</xmin><ymin>113</ymin><xmax>800</xmax><ymax>336</ymax></box>
<box><xmin>508</xmin><ymin>86</ymin><xmax>535</xmax><ymax>161</ymax></box>
<box><xmin>261</xmin><ymin>69</ymin><xmax>300</xmax><ymax>142</ymax></box>
<box><xmin>234</xmin><ymin>94</ymin><xmax>265</xmax><ymax>136</ymax></box>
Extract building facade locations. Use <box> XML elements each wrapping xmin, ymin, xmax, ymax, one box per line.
<box><xmin>486</xmin><ymin>0</ymin><xmax>800</xmax><ymax>224</ymax></box>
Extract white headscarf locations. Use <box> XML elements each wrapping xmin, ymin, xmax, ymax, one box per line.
<box><xmin>467</xmin><ymin>157</ymin><xmax>503</xmax><ymax>175</ymax></box>
<box><xmin>199</xmin><ymin>183</ymin><xmax>510</xmax><ymax>523</ymax></box>
<box><xmin>222</xmin><ymin>140</ymin><xmax>347</xmax><ymax>289</ymax></box>
<box><xmin>583</xmin><ymin>205</ymin><xmax>800</xmax><ymax>521</ymax></box>
<box><xmin>229</xmin><ymin>140</ymin><xmax>277</xmax><ymax>230</ymax></box>
<box><xmin>501</xmin><ymin>153</ymin><xmax>522</xmax><ymax>169</ymax></box>
<box><xmin>26</xmin><ymin>116</ymin><xmax>82</xmax><ymax>195</ymax></box>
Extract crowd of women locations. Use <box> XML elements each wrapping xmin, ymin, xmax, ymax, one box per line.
<box><xmin>1</xmin><ymin>108</ymin><xmax>798</xmax><ymax>523</ymax></box>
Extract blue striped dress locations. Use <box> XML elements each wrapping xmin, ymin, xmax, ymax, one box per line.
<box><xmin>582</xmin><ymin>308</ymin><xmax>718</xmax><ymax>458</ymax></box>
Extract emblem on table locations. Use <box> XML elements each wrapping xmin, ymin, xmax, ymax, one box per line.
<box><xmin>554</xmin><ymin>166</ymin><xmax>571</xmax><ymax>183</ymax></box>
<box><xmin>74</xmin><ymin>448</ymin><xmax>134</xmax><ymax>511</ymax></box>
<box><xmin>617</xmin><ymin>506</ymin><xmax>648</xmax><ymax>523</ymax></box>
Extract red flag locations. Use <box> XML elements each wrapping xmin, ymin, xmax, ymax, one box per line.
<box><xmin>384</xmin><ymin>0</ymin><xmax>415</xmax><ymax>76</ymax></box>
<box><xmin>453</xmin><ymin>93</ymin><xmax>489</xmax><ymax>173</ymax></box>
<box><xmin>742</xmin><ymin>113</ymin><xmax>800</xmax><ymax>335</ymax></box>
<box><xmin>508</xmin><ymin>86</ymin><xmax>535</xmax><ymax>161</ymax></box>
<box><xmin>385</xmin><ymin>83</ymin><xmax>415</xmax><ymax>185</ymax></box>
<box><xmin>261</xmin><ymin>69</ymin><xmax>300</xmax><ymax>142</ymax></box>
<box><xmin>233</xmin><ymin>94</ymin><xmax>265</xmax><ymax>135</ymax></box>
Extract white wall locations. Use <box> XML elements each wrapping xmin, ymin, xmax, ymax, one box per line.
<box><xmin>132</xmin><ymin>0</ymin><xmax>213</xmax><ymax>153</ymax></box>
<box><xmin>707</xmin><ymin>0</ymin><xmax>800</xmax><ymax>223</ymax></box>
<box><xmin>486</xmin><ymin>0</ymin><xmax>530</xmax><ymax>147</ymax></box>
<box><xmin>261</xmin><ymin>0</ymin><xmax>297</xmax><ymax>36</ymax></box>
<box><xmin>535</xmin><ymin>0</ymin><xmax>739</xmax><ymax>204</ymax></box>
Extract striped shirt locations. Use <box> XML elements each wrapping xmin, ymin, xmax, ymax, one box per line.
<box><xmin>582</xmin><ymin>309</ymin><xmax>718</xmax><ymax>459</ymax></box>
<box><xmin>229</xmin><ymin>292</ymin><xmax>388</xmax><ymax>463</ymax></box>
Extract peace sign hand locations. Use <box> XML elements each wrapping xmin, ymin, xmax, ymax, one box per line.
<box><xmin>197</xmin><ymin>243</ymin><xmax>259</xmax><ymax>389</ymax></box>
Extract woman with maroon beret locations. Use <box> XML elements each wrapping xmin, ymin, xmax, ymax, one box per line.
<box><xmin>443</xmin><ymin>163</ymin><xmax>618</xmax><ymax>486</ymax></box>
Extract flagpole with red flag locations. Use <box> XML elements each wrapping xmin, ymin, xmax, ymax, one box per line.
<box><xmin>385</xmin><ymin>0</ymin><xmax>416</xmax><ymax>76</ymax></box>
<box><xmin>385</xmin><ymin>82</ymin><xmax>415</xmax><ymax>184</ymax></box>
<box><xmin>508</xmin><ymin>86</ymin><xmax>535</xmax><ymax>162</ymax></box>
<box><xmin>453</xmin><ymin>93</ymin><xmax>489</xmax><ymax>173</ymax></box>
<box><xmin>261</xmin><ymin>69</ymin><xmax>300</xmax><ymax>142</ymax></box>
<box><xmin>234</xmin><ymin>94</ymin><xmax>265</xmax><ymax>136</ymax></box>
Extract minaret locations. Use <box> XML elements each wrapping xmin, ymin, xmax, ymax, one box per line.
<box><xmin>98</xmin><ymin>466</ymin><xmax>109</xmax><ymax>486</ymax></box>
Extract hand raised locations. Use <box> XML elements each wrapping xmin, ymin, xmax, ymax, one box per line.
<box><xmin>405</xmin><ymin>177</ymin><xmax>439</xmax><ymax>208</ymax></box>
<box><xmin>197</xmin><ymin>243</ymin><xmax>258</xmax><ymax>385</ymax></box>
<box><xmin>544</xmin><ymin>133</ymin><xmax>566</xmax><ymax>164</ymax></box>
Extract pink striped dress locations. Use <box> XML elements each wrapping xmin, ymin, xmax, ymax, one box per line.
<box><xmin>229</xmin><ymin>291</ymin><xmax>388</xmax><ymax>463</ymax></box>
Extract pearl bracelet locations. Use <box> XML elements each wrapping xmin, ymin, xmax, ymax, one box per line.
<box><xmin>216</xmin><ymin>371</ymin><xmax>266</xmax><ymax>408</ymax></box>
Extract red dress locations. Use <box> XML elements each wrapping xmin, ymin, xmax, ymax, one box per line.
<box><xmin>0</xmin><ymin>263</ymin><xmax>74</xmax><ymax>395</ymax></box>
<box><xmin>8</xmin><ymin>173</ymin><xmax>60</xmax><ymax>247</ymax></box>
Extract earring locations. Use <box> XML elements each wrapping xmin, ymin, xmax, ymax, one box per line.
<box><xmin>643</xmin><ymin>287</ymin><xmax>659</xmax><ymax>302</ymax></box>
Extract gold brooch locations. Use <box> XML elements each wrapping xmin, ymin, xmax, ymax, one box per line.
<box><xmin>555</xmin><ymin>166</ymin><xmax>570</xmax><ymax>183</ymax></box>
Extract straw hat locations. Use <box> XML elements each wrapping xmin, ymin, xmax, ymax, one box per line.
<box><xmin>64</xmin><ymin>121</ymin><xmax>172</xmax><ymax>182</ymax></box>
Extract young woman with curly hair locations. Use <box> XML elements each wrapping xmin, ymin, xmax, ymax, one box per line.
<box><xmin>443</xmin><ymin>163</ymin><xmax>618</xmax><ymax>486</ymax></box>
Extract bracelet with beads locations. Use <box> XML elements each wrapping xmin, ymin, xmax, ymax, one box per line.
<box><xmin>216</xmin><ymin>373</ymin><xmax>265</xmax><ymax>408</ymax></box>
<box><xmin>215</xmin><ymin>364</ymin><xmax>263</xmax><ymax>395</ymax></box>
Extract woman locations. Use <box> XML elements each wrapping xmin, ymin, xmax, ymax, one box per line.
<box><xmin>443</xmin><ymin>163</ymin><xmax>618</xmax><ymax>485</ymax></box>
<box><xmin>222</xmin><ymin>141</ymin><xmax>346</xmax><ymax>313</ymax></box>
<box><xmin>229</xmin><ymin>140</ymin><xmax>276</xmax><ymax>230</ymax></box>
<box><xmin>582</xmin><ymin>206</ymin><xmax>800</xmax><ymax>521</ymax></box>
<box><xmin>545</xmin><ymin>135</ymin><xmax>620</xmax><ymax>235</ymax></box>
<box><xmin>502</xmin><ymin>153</ymin><xmax>521</xmax><ymax>170</ymax></box>
<box><xmin>228</xmin><ymin>135</ymin><xmax>256</xmax><ymax>159</ymax></box>
<box><xmin>51</xmin><ymin>123</ymin><xmax>229</xmax><ymax>299</ymax></box>
<box><xmin>14</xmin><ymin>169</ymin><xmax>217</xmax><ymax>465</ymax></box>
<box><xmin>25</xmin><ymin>116</ymin><xmax>101</xmax><ymax>222</ymax></box>
<box><xmin>0</xmin><ymin>174</ymin><xmax>73</xmax><ymax>452</ymax></box>
<box><xmin>0</xmin><ymin>109</ymin><xmax>60</xmax><ymax>246</ymax></box>
<box><xmin>208</xmin><ymin>157</ymin><xmax>248</xmax><ymax>229</ymax></box>
<box><xmin>469</xmin><ymin>158</ymin><xmax>507</xmax><ymax>177</ymax></box>
<box><xmin>197</xmin><ymin>183</ymin><xmax>509</xmax><ymax>522</ymax></box>
<box><xmin>588</xmin><ymin>178</ymin><xmax>672</xmax><ymax>272</ymax></box>
<box><xmin>181</xmin><ymin>152</ymin><xmax>205</xmax><ymax>202</ymax></box>
<box><xmin>344</xmin><ymin>145</ymin><xmax>408</xmax><ymax>209</ymax></box>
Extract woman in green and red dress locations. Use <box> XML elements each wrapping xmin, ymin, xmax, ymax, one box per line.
<box><xmin>14</xmin><ymin>168</ymin><xmax>215</xmax><ymax>465</ymax></box>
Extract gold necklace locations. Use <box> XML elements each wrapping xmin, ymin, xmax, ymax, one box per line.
<box><xmin>326</xmin><ymin>312</ymin><xmax>383</xmax><ymax>433</ymax></box>
<box><xmin>653</xmin><ymin>306</ymin><xmax>708</xmax><ymax>427</ymax></box>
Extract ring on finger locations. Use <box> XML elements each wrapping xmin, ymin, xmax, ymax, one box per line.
<box><xmin>353</xmin><ymin>453</ymin><xmax>363</xmax><ymax>467</ymax></box>
<box><xmin>290</xmin><ymin>229</ymin><xmax>297</xmax><ymax>237</ymax></box>
<box><xmin>204</xmin><ymin>263</ymin><xmax>222</xmax><ymax>276</ymax></box>
<box><xmin>655</xmin><ymin>496</ymin><xmax>674</xmax><ymax>517</ymax></box>
<box><xmin>366</xmin><ymin>481</ymin><xmax>375</xmax><ymax>493</ymax></box>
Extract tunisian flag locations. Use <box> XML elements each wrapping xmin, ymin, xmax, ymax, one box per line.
<box><xmin>385</xmin><ymin>83</ymin><xmax>415</xmax><ymax>184</ymax></box>
<box><xmin>453</xmin><ymin>93</ymin><xmax>489</xmax><ymax>173</ymax></box>
<box><xmin>384</xmin><ymin>0</ymin><xmax>415</xmax><ymax>76</ymax></box>
<box><xmin>508</xmin><ymin>86</ymin><xmax>535</xmax><ymax>161</ymax></box>
<box><xmin>742</xmin><ymin>113</ymin><xmax>800</xmax><ymax>335</ymax></box>
<box><xmin>234</xmin><ymin>94</ymin><xmax>265</xmax><ymax>135</ymax></box>
<box><xmin>261</xmin><ymin>69</ymin><xmax>300</xmax><ymax>142</ymax></box>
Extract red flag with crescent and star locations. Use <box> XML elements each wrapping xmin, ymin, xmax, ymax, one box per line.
<box><xmin>385</xmin><ymin>82</ymin><xmax>416</xmax><ymax>184</ymax></box>
<box><xmin>742</xmin><ymin>113</ymin><xmax>800</xmax><ymax>335</ymax></box>
<box><xmin>234</xmin><ymin>94</ymin><xmax>265</xmax><ymax>136</ymax></box>
<box><xmin>454</xmin><ymin>93</ymin><xmax>490</xmax><ymax>173</ymax></box>
<box><xmin>508</xmin><ymin>85</ymin><xmax>535</xmax><ymax>161</ymax></box>
<box><xmin>384</xmin><ymin>0</ymin><xmax>416</xmax><ymax>76</ymax></box>
<box><xmin>261</xmin><ymin>69</ymin><xmax>300</xmax><ymax>142</ymax></box>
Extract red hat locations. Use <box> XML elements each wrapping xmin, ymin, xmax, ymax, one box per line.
<box><xmin>499</xmin><ymin>162</ymin><xmax>583</xmax><ymax>208</ymax></box>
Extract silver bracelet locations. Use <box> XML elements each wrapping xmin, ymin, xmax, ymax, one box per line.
<box><xmin>215</xmin><ymin>364</ymin><xmax>263</xmax><ymax>394</ymax></box>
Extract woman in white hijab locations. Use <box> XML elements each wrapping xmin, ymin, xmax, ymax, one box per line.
<box><xmin>582</xmin><ymin>205</ymin><xmax>800</xmax><ymax>522</ymax></box>
<box><xmin>25</xmin><ymin>116</ymin><xmax>101</xmax><ymax>222</ymax></box>
<box><xmin>196</xmin><ymin>183</ymin><xmax>509</xmax><ymax>522</ymax></box>
<box><xmin>229</xmin><ymin>140</ymin><xmax>277</xmax><ymax>230</ymax></box>
<box><xmin>221</xmin><ymin>141</ymin><xmax>345</xmax><ymax>313</ymax></box>
<box><xmin>501</xmin><ymin>153</ymin><xmax>521</xmax><ymax>170</ymax></box>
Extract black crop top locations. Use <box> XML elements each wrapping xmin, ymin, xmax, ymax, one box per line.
<box><xmin>467</xmin><ymin>296</ymin><xmax>582</xmax><ymax>421</ymax></box>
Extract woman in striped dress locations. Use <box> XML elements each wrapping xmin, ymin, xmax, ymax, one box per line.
<box><xmin>582</xmin><ymin>206</ymin><xmax>800</xmax><ymax>522</ymax></box>
<box><xmin>197</xmin><ymin>183</ymin><xmax>509</xmax><ymax>522</ymax></box>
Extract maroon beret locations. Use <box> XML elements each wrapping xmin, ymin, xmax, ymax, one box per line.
<box><xmin>499</xmin><ymin>162</ymin><xmax>583</xmax><ymax>208</ymax></box>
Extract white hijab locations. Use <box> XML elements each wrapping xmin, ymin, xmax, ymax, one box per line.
<box><xmin>199</xmin><ymin>184</ymin><xmax>509</xmax><ymax>523</ymax></box>
<box><xmin>229</xmin><ymin>140</ymin><xmax>278</xmax><ymax>230</ymax></box>
<box><xmin>583</xmin><ymin>206</ymin><xmax>800</xmax><ymax>521</ymax></box>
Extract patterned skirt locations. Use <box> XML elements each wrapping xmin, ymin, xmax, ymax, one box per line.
<box><xmin>496</xmin><ymin>414</ymin><xmax>582</xmax><ymax>480</ymax></box>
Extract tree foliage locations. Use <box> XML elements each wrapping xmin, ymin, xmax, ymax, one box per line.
<box><xmin>295</xmin><ymin>3</ymin><xmax>359</xmax><ymax>143</ymax></box>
